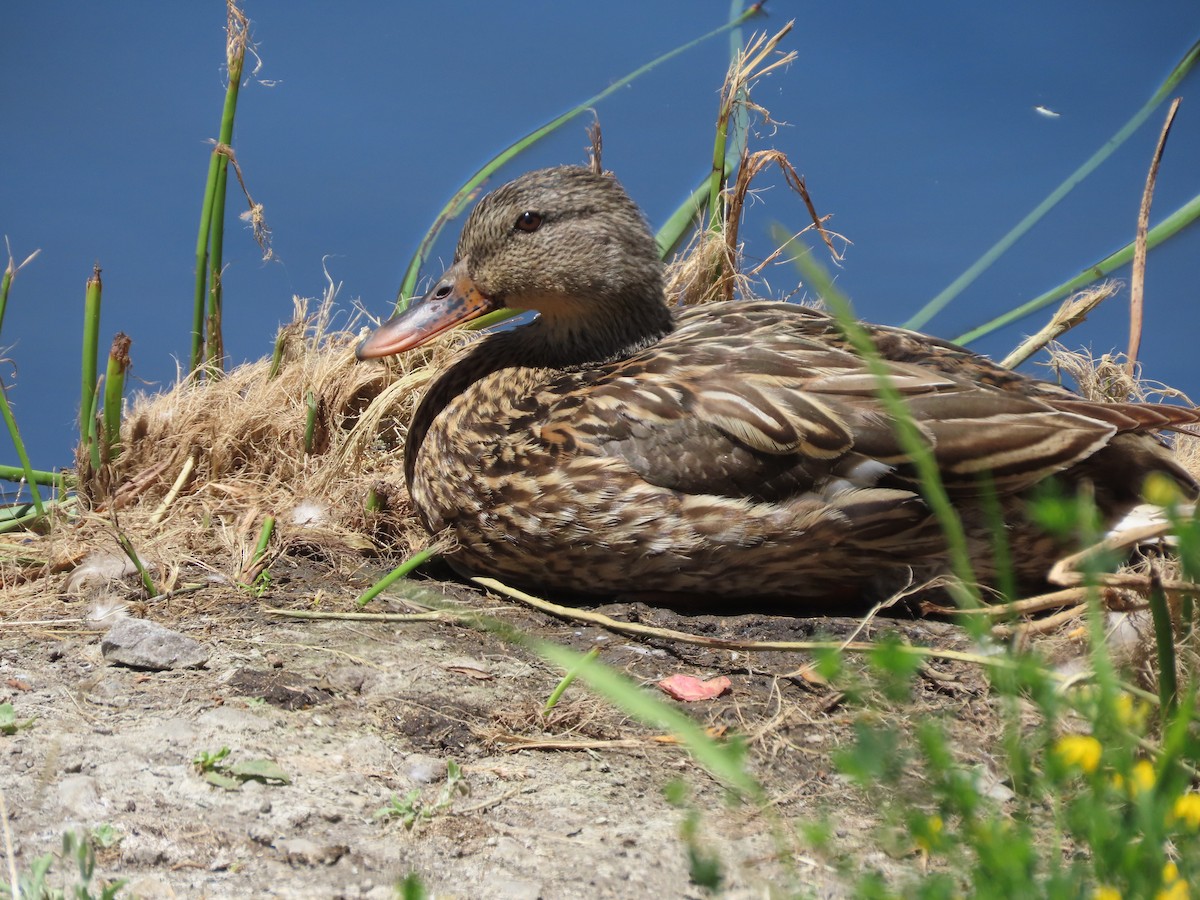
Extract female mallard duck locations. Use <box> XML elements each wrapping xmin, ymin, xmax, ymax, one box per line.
<box><xmin>357</xmin><ymin>165</ymin><xmax>1199</xmax><ymax>602</ymax></box>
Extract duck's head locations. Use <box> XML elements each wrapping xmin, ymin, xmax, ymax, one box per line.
<box><xmin>356</xmin><ymin>166</ymin><xmax>672</xmax><ymax>364</ymax></box>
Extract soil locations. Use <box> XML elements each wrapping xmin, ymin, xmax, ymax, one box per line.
<box><xmin>0</xmin><ymin>553</ymin><xmax>1004</xmax><ymax>899</ymax></box>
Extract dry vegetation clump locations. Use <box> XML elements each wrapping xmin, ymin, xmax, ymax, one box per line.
<box><xmin>107</xmin><ymin>301</ymin><xmax>435</xmax><ymax>536</ymax></box>
<box><xmin>0</xmin><ymin>291</ymin><xmax>484</xmax><ymax>610</ymax></box>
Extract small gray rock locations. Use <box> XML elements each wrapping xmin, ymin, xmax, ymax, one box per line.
<box><xmin>101</xmin><ymin>618</ymin><xmax>209</xmax><ymax>670</ymax></box>
<box><xmin>56</xmin><ymin>774</ymin><xmax>104</xmax><ymax>817</ymax></box>
<box><xmin>489</xmin><ymin>877</ymin><xmax>544</xmax><ymax>900</ymax></box>
<box><xmin>277</xmin><ymin>837</ymin><xmax>347</xmax><ymax>867</ymax></box>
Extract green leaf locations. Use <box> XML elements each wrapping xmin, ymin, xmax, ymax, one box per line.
<box><xmin>203</xmin><ymin>771</ymin><xmax>244</xmax><ymax>791</ymax></box>
<box><xmin>398</xmin><ymin>872</ymin><xmax>427</xmax><ymax>900</ymax></box>
<box><xmin>229</xmin><ymin>758</ymin><xmax>291</xmax><ymax>785</ymax></box>
<box><xmin>0</xmin><ymin>702</ymin><xmax>35</xmax><ymax>735</ymax></box>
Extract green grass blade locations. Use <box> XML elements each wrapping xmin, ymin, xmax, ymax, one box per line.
<box><xmin>0</xmin><ymin>377</ymin><xmax>45</xmax><ymax>518</ymax></box>
<box><xmin>461</xmin><ymin>308</ymin><xmax>523</xmax><ymax>333</ymax></box>
<box><xmin>244</xmin><ymin>514</ymin><xmax>275</xmax><ymax>581</ymax></box>
<box><xmin>1146</xmin><ymin>575</ymin><xmax>1178</xmax><ymax>716</ymax></box>
<box><xmin>0</xmin><ymin>259</ymin><xmax>12</xmax><ymax>337</ymax></box>
<box><xmin>0</xmin><ymin>243</ymin><xmax>37</xmax><ymax>338</ymax></box>
<box><xmin>976</xmin><ymin>471</ymin><xmax>1016</xmax><ymax>603</ymax></box>
<box><xmin>355</xmin><ymin>547</ymin><xmax>441</xmax><ymax>608</ymax></box>
<box><xmin>543</xmin><ymin>646</ymin><xmax>599</xmax><ymax>714</ymax></box>
<box><xmin>954</xmin><ymin>190</ymin><xmax>1200</xmax><ymax>345</ymax></box>
<box><xmin>114</xmin><ymin>528</ymin><xmax>158</xmax><ymax>598</ymax></box>
<box><xmin>656</xmin><ymin>178</ymin><xmax>710</xmax><ymax>259</ymax></box>
<box><xmin>905</xmin><ymin>36</ymin><xmax>1200</xmax><ymax>331</ymax></box>
<box><xmin>267</xmin><ymin>328</ymin><xmax>286</xmax><ymax>379</ymax></box>
<box><xmin>393</xmin><ymin>6</ymin><xmax>763</xmax><ymax>314</ymax></box>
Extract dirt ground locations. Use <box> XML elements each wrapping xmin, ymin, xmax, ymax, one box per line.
<box><xmin>0</xmin><ymin>550</ymin><xmax>1005</xmax><ymax>899</ymax></box>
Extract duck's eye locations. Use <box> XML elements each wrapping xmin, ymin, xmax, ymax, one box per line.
<box><xmin>514</xmin><ymin>211</ymin><xmax>544</xmax><ymax>233</ymax></box>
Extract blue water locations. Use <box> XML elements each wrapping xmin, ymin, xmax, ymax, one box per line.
<box><xmin>2</xmin><ymin>2</ymin><xmax>1198</xmax><ymax>474</ymax></box>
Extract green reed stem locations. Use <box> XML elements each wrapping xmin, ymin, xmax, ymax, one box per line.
<box><xmin>80</xmin><ymin>265</ymin><xmax>102</xmax><ymax>469</ymax></box>
<box><xmin>0</xmin><ymin>503</ymin><xmax>41</xmax><ymax>533</ymax></box>
<box><xmin>191</xmin><ymin>3</ymin><xmax>247</xmax><ymax>373</ymax></box>
<box><xmin>705</xmin><ymin>1</ymin><xmax>762</xmax><ymax>231</ymax></box>
<box><xmin>907</xmin><ymin>36</ymin><xmax>1200</xmax><ymax>331</ymax></box>
<box><xmin>101</xmin><ymin>333</ymin><xmax>131</xmax><ymax>464</ymax></box>
<box><xmin>656</xmin><ymin>179</ymin><xmax>710</xmax><ymax>259</ymax></box>
<box><xmin>0</xmin><ymin>464</ymin><xmax>68</xmax><ymax>491</ymax></box>
<box><xmin>303</xmin><ymin>390</ymin><xmax>318</xmax><ymax>454</ymax></box>
<box><xmin>206</xmin><ymin>158</ymin><xmax>230</xmax><ymax>370</ymax></box>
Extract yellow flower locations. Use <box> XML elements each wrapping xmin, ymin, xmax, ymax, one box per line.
<box><xmin>1093</xmin><ymin>886</ymin><xmax>1121</xmax><ymax>900</ymax></box>
<box><xmin>1144</xmin><ymin>471</ymin><xmax>1184</xmax><ymax>507</ymax></box>
<box><xmin>1114</xmin><ymin>760</ymin><xmax>1157</xmax><ymax>795</ymax></box>
<box><xmin>1131</xmin><ymin>760</ymin><xmax>1157</xmax><ymax>794</ymax></box>
<box><xmin>1055</xmin><ymin>734</ymin><xmax>1102</xmax><ymax>774</ymax></box>
<box><xmin>915</xmin><ymin>815</ymin><xmax>943</xmax><ymax>852</ymax></box>
<box><xmin>1115</xmin><ymin>693</ymin><xmax>1149</xmax><ymax>730</ymax></box>
<box><xmin>1154</xmin><ymin>861</ymin><xmax>1189</xmax><ymax>900</ymax></box>
<box><xmin>1173</xmin><ymin>793</ymin><xmax>1200</xmax><ymax>829</ymax></box>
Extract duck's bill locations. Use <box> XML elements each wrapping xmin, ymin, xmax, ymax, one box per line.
<box><xmin>355</xmin><ymin>272</ymin><xmax>497</xmax><ymax>359</ymax></box>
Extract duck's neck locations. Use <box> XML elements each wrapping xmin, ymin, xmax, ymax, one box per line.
<box><xmin>515</xmin><ymin>289</ymin><xmax>676</xmax><ymax>368</ymax></box>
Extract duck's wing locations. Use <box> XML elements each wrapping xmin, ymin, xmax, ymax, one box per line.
<box><xmin>538</xmin><ymin>302</ymin><xmax>1124</xmax><ymax>501</ymax></box>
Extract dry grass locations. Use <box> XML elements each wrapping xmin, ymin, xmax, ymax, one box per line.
<box><xmin>1047</xmin><ymin>342</ymin><xmax>1200</xmax><ymax>481</ymax></box>
<box><xmin>2</xmin><ymin>285</ymin><xmax>481</xmax><ymax>614</ymax></box>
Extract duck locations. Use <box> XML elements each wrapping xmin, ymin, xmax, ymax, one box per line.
<box><xmin>356</xmin><ymin>165</ymin><xmax>1200</xmax><ymax>603</ymax></box>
